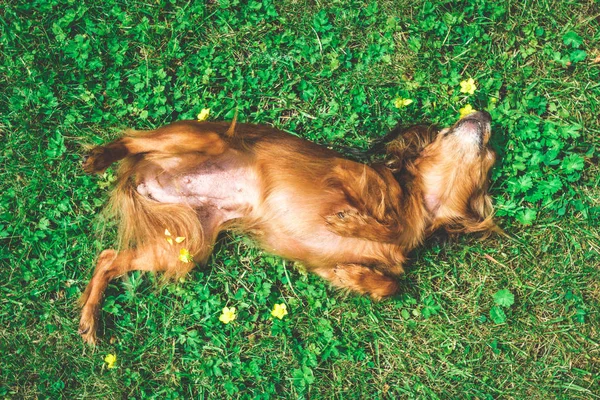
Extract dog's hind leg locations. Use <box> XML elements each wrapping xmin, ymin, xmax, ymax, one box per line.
<box><xmin>78</xmin><ymin>242</ymin><xmax>213</xmax><ymax>344</ymax></box>
<box><xmin>83</xmin><ymin>121</ymin><xmax>230</xmax><ymax>174</ymax></box>
<box><xmin>313</xmin><ymin>264</ymin><xmax>400</xmax><ymax>301</ymax></box>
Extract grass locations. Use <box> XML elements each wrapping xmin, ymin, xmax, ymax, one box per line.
<box><xmin>1</xmin><ymin>0</ymin><xmax>599</xmax><ymax>398</ymax></box>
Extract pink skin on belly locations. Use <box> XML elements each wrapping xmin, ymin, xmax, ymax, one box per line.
<box><xmin>136</xmin><ymin>159</ymin><xmax>260</xmax><ymax>221</ymax></box>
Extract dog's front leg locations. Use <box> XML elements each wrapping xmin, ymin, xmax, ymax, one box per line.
<box><xmin>325</xmin><ymin>210</ymin><xmax>402</xmax><ymax>243</ymax></box>
<box><xmin>325</xmin><ymin>164</ymin><xmax>405</xmax><ymax>242</ymax></box>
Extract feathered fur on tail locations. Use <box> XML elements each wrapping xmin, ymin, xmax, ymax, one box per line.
<box><xmin>85</xmin><ymin>129</ymin><xmax>209</xmax><ymax>276</ymax></box>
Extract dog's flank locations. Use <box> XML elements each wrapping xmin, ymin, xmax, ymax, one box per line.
<box><xmin>79</xmin><ymin>112</ymin><xmax>497</xmax><ymax>344</ymax></box>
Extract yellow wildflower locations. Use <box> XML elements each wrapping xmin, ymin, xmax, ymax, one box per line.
<box><xmin>104</xmin><ymin>354</ymin><xmax>117</xmax><ymax>369</ymax></box>
<box><xmin>271</xmin><ymin>303</ymin><xmax>288</xmax><ymax>320</ymax></box>
<box><xmin>165</xmin><ymin>228</ymin><xmax>173</xmax><ymax>245</ymax></box>
<box><xmin>197</xmin><ymin>108</ymin><xmax>210</xmax><ymax>121</ymax></box>
<box><xmin>219</xmin><ymin>307</ymin><xmax>236</xmax><ymax>324</ymax></box>
<box><xmin>460</xmin><ymin>78</ymin><xmax>477</xmax><ymax>95</ymax></box>
<box><xmin>179</xmin><ymin>248</ymin><xmax>193</xmax><ymax>263</ymax></box>
<box><xmin>165</xmin><ymin>229</ymin><xmax>185</xmax><ymax>245</ymax></box>
<box><xmin>459</xmin><ymin>104</ymin><xmax>476</xmax><ymax>118</ymax></box>
<box><xmin>394</xmin><ymin>97</ymin><xmax>413</xmax><ymax>108</ymax></box>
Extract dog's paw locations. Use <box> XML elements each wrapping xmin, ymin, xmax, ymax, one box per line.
<box><xmin>83</xmin><ymin>147</ymin><xmax>109</xmax><ymax>174</ymax></box>
<box><xmin>83</xmin><ymin>144</ymin><xmax>127</xmax><ymax>174</ymax></box>
<box><xmin>325</xmin><ymin>210</ymin><xmax>352</xmax><ymax>224</ymax></box>
<box><xmin>79</xmin><ymin>305</ymin><xmax>99</xmax><ymax>345</ymax></box>
<box><xmin>83</xmin><ymin>147</ymin><xmax>118</xmax><ymax>174</ymax></box>
<box><xmin>325</xmin><ymin>210</ymin><xmax>362</xmax><ymax>235</ymax></box>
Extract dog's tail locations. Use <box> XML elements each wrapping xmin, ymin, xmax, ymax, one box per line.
<box><xmin>105</xmin><ymin>159</ymin><xmax>206</xmax><ymax>271</ymax></box>
<box><xmin>84</xmin><ymin>121</ymin><xmax>232</xmax><ymax>271</ymax></box>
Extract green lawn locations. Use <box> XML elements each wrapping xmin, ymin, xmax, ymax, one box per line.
<box><xmin>1</xmin><ymin>0</ymin><xmax>599</xmax><ymax>398</ymax></box>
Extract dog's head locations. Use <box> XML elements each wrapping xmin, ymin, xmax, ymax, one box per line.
<box><xmin>412</xmin><ymin>111</ymin><xmax>497</xmax><ymax>235</ymax></box>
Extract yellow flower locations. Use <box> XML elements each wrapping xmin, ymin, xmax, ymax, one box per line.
<box><xmin>460</xmin><ymin>78</ymin><xmax>477</xmax><ymax>95</ymax></box>
<box><xmin>197</xmin><ymin>108</ymin><xmax>210</xmax><ymax>121</ymax></box>
<box><xmin>271</xmin><ymin>303</ymin><xmax>288</xmax><ymax>319</ymax></box>
<box><xmin>179</xmin><ymin>248</ymin><xmax>193</xmax><ymax>263</ymax></box>
<box><xmin>219</xmin><ymin>307</ymin><xmax>236</xmax><ymax>324</ymax></box>
<box><xmin>165</xmin><ymin>228</ymin><xmax>185</xmax><ymax>245</ymax></box>
<box><xmin>394</xmin><ymin>97</ymin><xmax>413</xmax><ymax>108</ymax></box>
<box><xmin>104</xmin><ymin>354</ymin><xmax>117</xmax><ymax>369</ymax></box>
<box><xmin>165</xmin><ymin>228</ymin><xmax>173</xmax><ymax>245</ymax></box>
<box><xmin>459</xmin><ymin>104</ymin><xmax>476</xmax><ymax>118</ymax></box>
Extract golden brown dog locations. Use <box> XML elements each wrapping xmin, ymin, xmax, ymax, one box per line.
<box><xmin>79</xmin><ymin>111</ymin><xmax>497</xmax><ymax>344</ymax></box>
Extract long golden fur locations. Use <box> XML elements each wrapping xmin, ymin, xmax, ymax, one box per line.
<box><xmin>79</xmin><ymin>111</ymin><xmax>497</xmax><ymax>344</ymax></box>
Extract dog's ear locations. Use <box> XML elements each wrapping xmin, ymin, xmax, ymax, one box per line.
<box><xmin>437</xmin><ymin>189</ymin><xmax>497</xmax><ymax>237</ymax></box>
<box><xmin>447</xmin><ymin>190</ymin><xmax>497</xmax><ymax>236</ymax></box>
<box><xmin>469</xmin><ymin>188</ymin><xmax>493</xmax><ymax>221</ymax></box>
<box><xmin>383</xmin><ymin>125</ymin><xmax>438</xmax><ymax>172</ymax></box>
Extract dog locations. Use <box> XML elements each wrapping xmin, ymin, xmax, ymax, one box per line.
<box><xmin>79</xmin><ymin>111</ymin><xmax>497</xmax><ymax>344</ymax></box>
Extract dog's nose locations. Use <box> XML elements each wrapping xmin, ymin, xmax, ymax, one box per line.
<box><xmin>82</xmin><ymin>154</ymin><xmax>90</xmax><ymax>164</ymax></box>
<box><xmin>454</xmin><ymin>110</ymin><xmax>492</xmax><ymax>146</ymax></box>
<box><xmin>457</xmin><ymin>110</ymin><xmax>491</xmax><ymax>136</ymax></box>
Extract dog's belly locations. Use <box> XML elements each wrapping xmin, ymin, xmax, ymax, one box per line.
<box><xmin>136</xmin><ymin>159</ymin><xmax>260</xmax><ymax>221</ymax></box>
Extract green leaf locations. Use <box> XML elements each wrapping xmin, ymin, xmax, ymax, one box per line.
<box><xmin>46</xmin><ymin>131</ymin><xmax>66</xmax><ymax>159</ymax></box>
<box><xmin>516</xmin><ymin>208</ymin><xmax>537</xmax><ymax>225</ymax></box>
<box><xmin>38</xmin><ymin>217</ymin><xmax>51</xmax><ymax>231</ymax></box>
<box><xmin>488</xmin><ymin>339</ymin><xmax>502</xmax><ymax>354</ymax></box>
<box><xmin>401</xmin><ymin>309</ymin><xmax>410</xmax><ymax>320</ymax></box>
<box><xmin>493</xmin><ymin>289</ymin><xmax>515</xmax><ymax>307</ymax></box>
<box><xmin>516</xmin><ymin>175</ymin><xmax>533</xmax><ymax>193</ymax></box>
<box><xmin>552</xmin><ymin>51</ymin><xmax>570</xmax><ymax>67</ymax></box>
<box><xmin>535</xmin><ymin>27</ymin><xmax>544</xmax><ymax>37</ymax></box>
<box><xmin>292</xmin><ymin>366</ymin><xmax>315</xmax><ymax>388</ymax></box>
<box><xmin>570</xmin><ymin>50</ymin><xmax>587</xmax><ymax>63</ymax></box>
<box><xmin>525</xmin><ymin>188</ymin><xmax>545</xmax><ymax>203</ymax></box>
<box><xmin>562</xmin><ymin>31</ymin><xmax>583</xmax><ymax>48</ymax></box>
<box><xmin>562</xmin><ymin>154</ymin><xmax>585</xmax><ymax>173</ymax></box>
<box><xmin>574</xmin><ymin>308</ymin><xmax>586</xmax><ymax>323</ymax></box>
<box><xmin>421</xmin><ymin>296</ymin><xmax>441</xmax><ymax>319</ymax></box>
<box><xmin>558</xmin><ymin>124</ymin><xmax>582</xmax><ymax>139</ymax></box>
<box><xmin>408</xmin><ymin>36</ymin><xmax>422</xmax><ymax>52</ymax></box>
<box><xmin>538</xmin><ymin>176</ymin><xmax>563</xmax><ymax>196</ymax></box>
<box><xmin>543</xmin><ymin>150</ymin><xmax>561</xmax><ymax>166</ymax></box>
<box><xmin>442</xmin><ymin>12</ymin><xmax>458</xmax><ymax>25</ymax></box>
<box><xmin>490</xmin><ymin>306</ymin><xmax>507</xmax><ymax>324</ymax></box>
